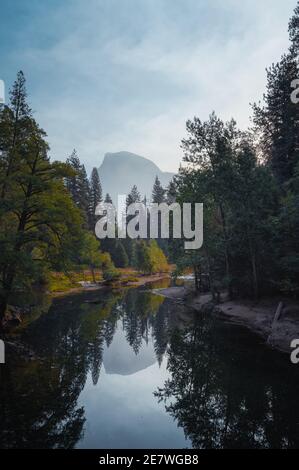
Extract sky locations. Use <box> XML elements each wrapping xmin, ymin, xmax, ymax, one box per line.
<box><xmin>0</xmin><ymin>0</ymin><xmax>297</xmax><ymax>174</ymax></box>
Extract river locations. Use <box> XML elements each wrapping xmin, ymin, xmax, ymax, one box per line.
<box><xmin>1</xmin><ymin>281</ymin><xmax>299</xmax><ymax>449</ymax></box>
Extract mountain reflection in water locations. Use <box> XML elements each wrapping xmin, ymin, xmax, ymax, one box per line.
<box><xmin>1</xmin><ymin>284</ymin><xmax>299</xmax><ymax>449</ymax></box>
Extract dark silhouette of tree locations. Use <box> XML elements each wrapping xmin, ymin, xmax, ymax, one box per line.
<box><xmin>155</xmin><ymin>311</ymin><xmax>299</xmax><ymax>449</ymax></box>
<box><xmin>253</xmin><ymin>4</ymin><xmax>299</xmax><ymax>184</ymax></box>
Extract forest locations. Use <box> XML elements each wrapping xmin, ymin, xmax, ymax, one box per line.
<box><xmin>0</xmin><ymin>2</ymin><xmax>299</xmax><ymax>327</ymax></box>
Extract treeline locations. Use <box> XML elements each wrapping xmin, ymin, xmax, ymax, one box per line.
<box><xmin>64</xmin><ymin>148</ymin><xmax>170</xmax><ymax>274</ymax></box>
<box><xmin>0</xmin><ymin>73</ymin><xmax>171</xmax><ymax>322</ymax></box>
<box><xmin>0</xmin><ymin>72</ymin><xmax>114</xmax><ymax>322</ymax></box>
<box><xmin>172</xmin><ymin>2</ymin><xmax>299</xmax><ymax>299</ymax></box>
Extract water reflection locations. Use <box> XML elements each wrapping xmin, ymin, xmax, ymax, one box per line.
<box><xmin>155</xmin><ymin>311</ymin><xmax>299</xmax><ymax>449</ymax></box>
<box><xmin>0</xmin><ymin>287</ymin><xmax>192</xmax><ymax>448</ymax></box>
<box><xmin>1</xmin><ymin>285</ymin><xmax>299</xmax><ymax>449</ymax></box>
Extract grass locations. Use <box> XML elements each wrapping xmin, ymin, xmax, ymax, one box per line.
<box><xmin>48</xmin><ymin>270</ymin><xmax>103</xmax><ymax>293</ymax></box>
<box><xmin>48</xmin><ymin>266</ymin><xmax>173</xmax><ymax>293</ymax></box>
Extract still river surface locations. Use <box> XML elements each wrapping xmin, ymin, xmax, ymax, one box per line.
<box><xmin>1</xmin><ymin>279</ymin><xmax>299</xmax><ymax>449</ymax></box>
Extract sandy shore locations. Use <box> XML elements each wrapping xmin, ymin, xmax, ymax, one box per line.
<box><xmin>52</xmin><ymin>272</ymin><xmax>171</xmax><ymax>297</ymax></box>
<box><xmin>153</xmin><ymin>286</ymin><xmax>299</xmax><ymax>354</ymax></box>
<box><xmin>123</xmin><ymin>273</ymin><xmax>171</xmax><ymax>287</ymax></box>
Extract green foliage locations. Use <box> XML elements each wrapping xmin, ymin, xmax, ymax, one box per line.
<box><xmin>135</xmin><ymin>240</ymin><xmax>168</xmax><ymax>274</ymax></box>
<box><xmin>152</xmin><ymin>176</ymin><xmax>165</xmax><ymax>203</ymax></box>
<box><xmin>89</xmin><ymin>167</ymin><xmax>102</xmax><ymax>231</ymax></box>
<box><xmin>0</xmin><ymin>73</ymin><xmax>106</xmax><ymax>319</ymax></box>
<box><xmin>147</xmin><ymin>240</ymin><xmax>169</xmax><ymax>273</ymax></box>
<box><xmin>65</xmin><ymin>150</ymin><xmax>91</xmax><ymax>227</ymax></box>
<box><xmin>172</xmin><ymin>3</ymin><xmax>299</xmax><ymax>299</ymax></box>
<box><xmin>175</xmin><ymin>115</ymin><xmax>280</xmax><ymax>297</ymax></box>
<box><xmin>126</xmin><ymin>185</ymin><xmax>141</xmax><ymax>206</ymax></box>
<box><xmin>102</xmin><ymin>265</ymin><xmax>120</xmax><ymax>283</ymax></box>
<box><xmin>112</xmin><ymin>241</ymin><xmax>129</xmax><ymax>268</ymax></box>
<box><xmin>253</xmin><ymin>5</ymin><xmax>299</xmax><ymax>184</ymax></box>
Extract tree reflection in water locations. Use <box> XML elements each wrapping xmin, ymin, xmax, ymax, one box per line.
<box><xmin>0</xmin><ymin>287</ymin><xmax>189</xmax><ymax>448</ymax></box>
<box><xmin>1</xmin><ymin>286</ymin><xmax>299</xmax><ymax>449</ymax></box>
<box><xmin>155</xmin><ymin>311</ymin><xmax>299</xmax><ymax>449</ymax></box>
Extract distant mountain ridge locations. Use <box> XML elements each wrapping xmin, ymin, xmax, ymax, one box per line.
<box><xmin>98</xmin><ymin>151</ymin><xmax>175</xmax><ymax>203</ymax></box>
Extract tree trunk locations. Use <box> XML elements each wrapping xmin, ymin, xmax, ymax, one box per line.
<box><xmin>0</xmin><ymin>297</ymin><xmax>8</xmax><ymax>328</ymax></box>
<box><xmin>219</xmin><ymin>204</ymin><xmax>233</xmax><ymax>299</ymax></box>
<box><xmin>251</xmin><ymin>252</ymin><xmax>258</xmax><ymax>299</ymax></box>
<box><xmin>248</xmin><ymin>232</ymin><xmax>259</xmax><ymax>299</ymax></box>
<box><xmin>194</xmin><ymin>266</ymin><xmax>198</xmax><ymax>291</ymax></box>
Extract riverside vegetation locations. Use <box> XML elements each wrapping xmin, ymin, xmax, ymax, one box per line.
<box><xmin>0</xmin><ymin>3</ymin><xmax>299</xmax><ymax>332</ymax></box>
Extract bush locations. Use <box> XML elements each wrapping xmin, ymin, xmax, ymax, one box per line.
<box><xmin>102</xmin><ymin>265</ymin><xmax>120</xmax><ymax>283</ymax></box>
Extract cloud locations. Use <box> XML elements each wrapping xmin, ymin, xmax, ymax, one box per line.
<box><xmin>1</xmin><ymin>0</ymin><xmax>297</xmax><ymax>173</ymax></box>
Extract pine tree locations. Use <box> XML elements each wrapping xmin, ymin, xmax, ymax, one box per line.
<box><xmin>100</xmin><ymin>193</ymin><xmax>115</xmax><ymax>256</ymax></box>
<box><xmin>253</xmin><ymin>2</ymin><xmax>299</xmax><ymax>184</ymax></box>
<box><xmin>0</xmin><ymin>71</ymin><xmax>32</xmax><ymax>199</ymax></box>
<box><xmin>152</xmin><ymin>176</ymin><xmax>165</xmax><ymax>203</ymax></box>
<box><xmin>104</xmin><ymin>193</ymin><xmax>113</xmax><ymax>204</ymax></box>
<box><xmin>65</xmin><ymin>150</ymin><xmax>90</xmax><ymax>225</ymax></box>
<box><xmin>65</xmin><ymin>149</ymin><xmax>81</xmax><ymax>201</ymax></box>
<box><xmin>126</xmin><ymin>185</ymin><xmax>141</xmax><ymax>206</ymax></box>
<box><xmin>81</xmin><ymin>164</ymin><xmax>91</xmax><ymax>220</ymax></box>
<box><xmin>166</xmin><ymin>179</ymin><xmax>177</xmax><ymax>204</ymax></box>
<box><xmin>124</xmin><ymin>186</ymin><xmax>141</xmax><ymax>265</ymax></box>
<box><xmin>89</xmin><ymin>167</ymin><xmax>102</xmax><ymax>230</ymax></box>
<box><xmin>0</xmin><ymin>100</ymin><xmax>84</xmax><ymax>321</ymax></box>
<box><xmin>135</xmin><ymin>241</ymin><xmax>151</xmax><ymax>273</ymax></box>
<box><xmin>289</xmin><ymin>2</ymin><xmax>299</xmax><ymax>55</ymax></box>
<box><xmin>112</xmin><ymin>241</ymin><xmax>129</xmax><ymax>268</ymax></box>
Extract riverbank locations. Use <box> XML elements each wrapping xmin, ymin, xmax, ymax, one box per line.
<box><xmin>2</xmin><ymin>270</ymin><xmax>172</xmax><ymax>331</ymax></box>
<box><xmin>153</xmin><ymin>286</ymin><xmax>299</xmax><ymax>354</ymax></box>
<box><xmin>50</xmin><ymin>269</ymin><xmax>171</xmax><ymax>297</ymax></box>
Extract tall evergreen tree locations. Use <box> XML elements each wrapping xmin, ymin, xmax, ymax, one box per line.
<box><xmin>65</xmin><ymin>150</ymin><xmax>90</xmax><ymax>225</ymax></box>
<box><xmin>181</xmin><ymin>113</ymin><xmax>239</xmax><ymax>297</ymax></box>
<box><xmin>81</xmin><ymin>163</ymin><xmax>91</xmax><ymax>220</ymax></box>
<box><xmin>124</xmin><ymin>186</ymin><xmax>141</xmax><ymax>265</ymax></box>
<box><xmin>253</xmin><ymin>2</ymin><xmax>299</xmax><ymax>184</ymax></box>
<box><xmin>112</xmin><ymin>241</ymin><xmax>129</xmax><ymax>268</ymax></box>
<box><xmin>89</xmin><ymin>167</ymin><xmax>102</xmax><ymax>231</ymax></box>
<box><xmin>0</xmin><ymin>76</ymin><xmax>84</xmax><ymax>321</ymax></box>
<box><xmin>0</xmin><ymin>71</ymin><xmax>32</xmax><ymax>200</ymax></box>
<box><xmin>104</xmin><ymin>193</ymin><xmax>113</xmax><ymax>204</ymax></box>
<box><xmin>152</xmin><ymin>176</ymin><xmax>165</xmax><ymax>203</ymax></box>
<box><xmin>100</xmin><ymin>193</ymin><xmax>116</xmax><ymax>257</ymax></box>
<box><xmin>126</xmin><ymin>185</ymin><xmax>141</xmax><ymax>206</ymax></box>
<box><xmin>289</xmin><ymin>2</ymin><xmax>299</xmax><ymax>55</ymax></box>
<box><xmin>166</xmin><ymin>179</ymin><xmax>177</xmax><ymax>204</ymax></box>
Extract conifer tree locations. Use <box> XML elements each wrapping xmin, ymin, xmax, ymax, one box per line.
<box><xmin>126</xmin><ymin>185</ymin><xmax>141</xmax><ymax>206</ymax></box>
<box><xmin>65</xmin><ymin>150</ymin><xmax>90</xmax><ymax>225</ymax></box>
<box><xmin>289</xmin><ymin>2</ymin><xmax>299</xmax><ymax>55</ymax></box>
<box><xmin>152</xmin><ymin>176</ymin><xmax>165</xmax><ymax>203</ymax></box>
<box><xmin>0</xmin><ymin>75</ymin><xmax>84</xmax><ymax>321</ymax></box>
<box><xmin>124</xmin><ymin>186</ymin><xmax>141</xmax><ymax>265</ymax></box>
<box><xmin>112</xmin><ymin>241</ymin><xmax>129</xmax><ymax>268</ymax></box>
<box><xmin>104</xmin><ymin>193</ymin><xmax>113</xmax><ymax>204</ymax></box>
<box><xmin>253</xmin><ymin>2</ymin><xmax>299</xmax><ymax>184</ymax></box>
<box><xmin>166</xmin><ymin>179</ymin><xmax>177</xmax><ymax>204</ymax></box>
<box><xmin>0</xmin><ymin>71</ymin><xmax>32</xmax><ymax>199</ymax></box>
<box><xmin>89</xmin><ymin>167</ymin><xmax>102</xmax><ymax>230</ymax></box>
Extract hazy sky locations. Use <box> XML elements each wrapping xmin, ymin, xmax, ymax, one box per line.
<box><xmin>0</xmin><ymin>0</ymin><xmax>297</xmax><ymax>173</ymax></box>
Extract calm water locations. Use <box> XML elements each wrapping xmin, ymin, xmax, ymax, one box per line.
<box><xmin>1</xmin><ymin>282</ymin><xmax>299</xmax><ymax>449</ymax></box>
